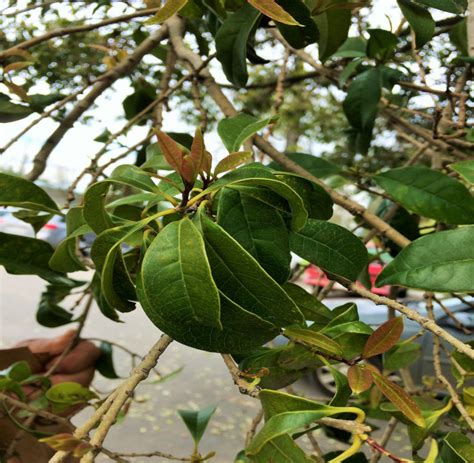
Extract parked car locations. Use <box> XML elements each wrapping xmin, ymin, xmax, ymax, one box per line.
<box><xmin>280</xmin><ymin>296</ymin><xmax>473</xmax><ymax>394</ymax></box>
<box><xmin>0</xmin><ymin>210</ymin><xmax>35</xmax><ymax>238</ymax></box>
<box><xmin>37</xmin><ymin>215</ymin><xmax>67</xmax><ymax>248</ymax></box>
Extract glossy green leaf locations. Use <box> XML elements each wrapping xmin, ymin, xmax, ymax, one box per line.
<box><xmin>141</xmin><ymin>218</ymin><xmax>221</xmax><ymax>331</ymax></box>
<box><xmin>83</xmin><ymin>182</ymin><xmax>114</xmax><ymax>234</ymax></box>
<box><xmin>178</xmin><ymin>405</ymin><xmax>217</xmax><ymax>445</ymax></box>
<box><xmin>384</xmin><ymin>340</ymin><xmax>421</xmax><ymax>370</ymax></box>
<box><xmin>313</xmin><ymin>2</ymin><xmax>351</xmax><ymax>62</ymax></box>
<box><xmin>282</xmin><ymin>283</ymin><xmax>332</xmax><ymax>327</ymax></box>
<box><xmin>268</xmin><ymin>152</ymin><xmax>340</xmax><ymax>178</ymax></box>
<box><xmin>0</xmin><ymin>232</ymin><xmax>67</xmax><ymax>284</ymax></box>
<box><xmin>284</xmin><ymin>327</ymin><xmax>343</xmax><ymax>356</ymax></box>
<box><xmin>398</xmin><ymin>0</ymin><xmax>435</xmax><ymax>48</ymax></box>
<box><xmin>370</xmin><ymin>371</ymin><xmax>424</xmax><ymax>426</ymax></box>
<box><xmin>290</xmin><ymin>219</ymin><xmax>368</xmax><ymax>282</ymax></box>
<box><xmin>0</xmin><ymin>172</ymin><xmax>60</xmax><ymax>214</ymax></box>
<box><xmin>249</xmin><ymin>434</ymin><xmax>313</xmax><ymax>463</ymax></box>
<box><xmin>0</xmin><ymin>361</ymin><xmax>31</xmax><ymax>382</ymax></box>
<box><xmin>450</xmin><ymin>159</ymin><xmax>474</xmax><ymax>185</ymax></box>
<box><xmin>215</xmin><ymin>4</ymin><xmax>261</xmax><ymax>88</ymax></box>
<box><xmin>333</xmin><ymin>37</ymin><xmax>367</xmax><ymax>58</ymax></box>
<box><xmin>275</xmin><ymin>173</ymin><xmax>333</xmax><ymax>220</ymax></box>
<box><xmin>218</xmin><ymin>114</ymin><xmax>277</xmax><ymax>152</ymax></box>
<box><xmin>440</xmin><ymin>432</ymin><xmax>474</xmax><ymax>463</ymax></box>
<box><xmin>214</xmin><ymin>151</ymin><xmax>252</xmax><ymax>176</ymax></box>
<box><xmin>374</xmin><ymin>166</ymin><xmax>474</xmax><ymax>224</ymax></box>
<box><xmin>203</xmin><ymin>215</ymin><xmax>301</xmax><ymax>325</ymax></box>
<box><xmin>96</xmin><ymin>342</ymin><xmax>120</xmax><ymax>379</ymax></box>
<box><xmin>217</xmin><ymin>187</ymin><xmax>291</xmax><ymax>283</ymax></box>
<box><xmin>0</xmin><ymin>93</ymin><xmax>33</xmax><ymax>122</ymax></box>
<box><xmin>366</xmin><ymin>29</ymin><xmax>398</xmax><ymax>62</ymax></box>
<box><xmin>110</xmin><ymin>164</ymin><xmax>158</xmax><ymax>192</ymax></box>
<box><xmin>328</xmin><ymin>365</ymin><xmax>351</xmax><ymax>406</ymax></box>
<box><xmin>274</xmin><ymin>0</ymin><xmax>318</xmax><ymax>49</ymax></box>
<box><xmin>416</xmin><ymin>0</ymin><xmax>467</xmax><ymax>14</ymax></box>
<box><xmin>347</xmin><ymin>364</ymin><xmax>373</xmax><ymax>394</ymax></box>
<box><xmin>363</xmin><ymin>317</ymin><xmax>403</xmax><ymax>358</ymax></box>
<box><xmin>46</xmin><ymin>382</ymin><xmax>98</xmax><ymax>412</ymax></box>
<box><xmin>376</xmin><ymin>226</ymin><xmax>474</xmax><ymax>292</ymax></box>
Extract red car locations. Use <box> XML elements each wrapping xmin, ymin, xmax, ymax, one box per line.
<box><xmin>303</xmin><ymin>261</ymin><xmax>391</xmax><ymax>296</ymax></box>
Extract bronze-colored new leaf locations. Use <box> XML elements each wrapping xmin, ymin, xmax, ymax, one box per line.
<box><xmin>363</xmin><ymin>316</ymin><xmax>403</xmax><ymax>358</ymax></box>
<box><xmin>146</xmin><ymin>0</ymin><xmax>189</xmax><ymax>24</ymax></box>
<box><xmin>248</xmin><ymin>0</ymin><xmax>301</xmax><ymax>26</ymax></box>
<box><xmin>347</xmin><ymin>364</ymin><xmax>373</xmax><ymax>394</ymax></box>
<box><xmin>190</xmin><ymin>127</ymin><xmax>206</xmax><ymax>178</ymax></box>
<box><xmin>214</xmin><ymin>151</ymin><xmax>252</xmax><ymax>176</ymax></box>
<box><xmin>371</xmin><ymin>370</ymin><xmax>425</xmax><ymax>427</ymax></box>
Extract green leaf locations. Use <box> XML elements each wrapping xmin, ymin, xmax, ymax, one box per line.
<box><xmin>0</xmin><ymin>232</ymin><xmax>67</xmax><ymax>284</ymax></box>
<box><xmin>141</xmin><ymin>218</ymin><xmax>222</xmax><ymax>334</ymax></box>
<box><xmin>282</xmin><ymin>283</ymin><xmax>332</xmax><ymax>327</ymax></box>
<box><xmin>46</xmin><ymin>382</ymin><xmax>98</xmax><ymax>412</ymax></box>
<box><xmin>343</xmin><ymin>67</ymin><xmax>382</xmax><ymax>149</ymax></box>
<box><xmin>218</xmin><ymin>114</ymin><xmax>277</xmax><ymax>152</ymax></box>
<box><xmin>275</xmin><ymin>173</ymin><xmax>333</xmax><ymax>220</ymax></box>
<box><xmin>376</xmin><ymin>226</ymin><xmax>474</xmax><ymax>292</ymax></box>
<box><xmin>384</xmin><ymin>340</ymin><xmax>421</xmax><ymax>370</ymax></box>
<box><xmin>362</xmin><ymin>317</ymin><xmax>403</xmax><ymax>358</ymax></box>
<box><xmin>366</xmin><ymin>29</ymin><xmax>398</xmax><ymax>62</ymax></box>
<box><xmin>0</xmin><ymin>172</ymin><xmax>60</xmax><ymax>214</ymax></box>
<box><xmin>147</xmin><ymin>0</ymin><xmax>190</xmax><ymax>24</ymax></box>
<box><xmin>96</xmin><ymin>342</ymin><xmax>120</xmax><ymax>379</ymax></box>
<box><xmin>290</xmin><ymin>219</ymin><xmax>368</xmax><ymax>282</ymax></box>
<box><xmin>416</xmin><ymin>0</ymin><xmax>466</xmax><ymax>14</ymax></box>
<box><xmin>214</xmin><ymin>151</ymin><xmax>252</xmax><ymax>176</ymax></box>
<box><xmin>217</xmin><ymin>187</ymin><xmax>291</xmax><ymax>283</ymax></box>
<box><xmin>37</xmin><ymin>279</ymin><xmax>84</xmax><ymax>327</ymax></box>
<box><xmin>178</xmin><ymin>405</ymin><xmax>217</xmax><ymax>446</ymax></box>
<box><xmin>374</xmin><ymin>166</ymin><xmax>474</xmax><ymax>224</ymax></box>
<box><xmin>370</xmin><ymin>371</ymin><xmax>424</xmax><ymax>427</ymax></box>
<box><xmin>333</xmin><ymin>37</ymin><xmax>367</xmax><ymax>58</ymax></box>
<box><xmin>110</xmin><ymin>164</ymin><xmax>158</xmax><ymax>192</ymax></box>
<box><xmin>268</xmin><ymin>152</ymin><xmax>340</xmax><ymax>178</ymax></box>
<box><xmin>12</xmin><ymin>210</ymin><xmax>53</xmax><ymax>234</ymax></box>
<box><xmin>83</xmin><ymin>182</ymin><xmax>114</xmax><ymax>234</ymax></box>
<box><xmin>328</xmin><ymin>365</ymin><xmax>351</xmax><ymax>406</ymax></box>
<box><xmin>284</xmin><ymin>327</ymin><xmax>343</xmax><ymax>356</ymax></box>
<box><xmin>313</xmin><ymin>2</ymin><xmax>351</xmax><ymax>62</ymax></box>
<box><xmin>398</xmin><ymin>0</ymin><xmax>435</xmax><ymax>48</ymax></box>
<box><xmin>0</xmin><ymin>361</ymin><xmax>31</xmax><ymax>382</ymax></box>
<box><xmin>249</xmin><ymin>435</ymin><xmax>313</xmax><ymax>463</ymax></box>
<box><xmin>347</xmin><ymin>364</ymin><xmax>373</xmax><ymax>394</ymax></box>
<box><xmin>440</xmin><ymin>432</ymin><xmax>474</xmax><ymax>463</ymax></box>
<box><xmin>201</xmin><ymin>213</ymin><xmax>303</xmax><ymax>327</ymax></box>
<box><xmin>247</xmin><ymin>389</ymin><xmax>362</xmax><ymax>455</ymax></box>
<box><xmin>450</xmin><ymin>160</ymin><xmax>474</xmax><ymax>185</ymax></box>
<box><xmin>215</xmin><ymin>4</ymin><xmax>262</xmax><ymax>88</ymax></box>
<box><xmin>274</xmin><ymin>0</ymin><xmax>319</xmax><ymax>49</ymax></box>
<box><xmin>0</xmin><ymin>93</ymin><xmax>34</xmax><ymax>122</ymax></box>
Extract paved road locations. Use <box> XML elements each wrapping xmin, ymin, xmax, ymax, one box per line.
<box><xmin>0</xmin><ymin>271</ymin><xmax>412</xmax><ymax>462</ymax></box>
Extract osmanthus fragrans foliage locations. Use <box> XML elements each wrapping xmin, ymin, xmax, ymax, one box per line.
<box><xmin>0</xmin><ymin>0</ymin><xmax>473</xmax><ymax>462</ymax></box>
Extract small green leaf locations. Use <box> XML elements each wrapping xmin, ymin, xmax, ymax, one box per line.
<box><xmin>374</xmin><ymin>166</ymin><xmax>474</xmax><ymax>224</ymax></box>
<box><xmin>0</xmin><ymin>361</ymin><xmax>31</xmax><ymax>382</ymax></box>
<box><xmin>178</xmin><ymin>405</ymin><xmax>217</xmax><ymax>446</ymax></box>
<box><xmin>146</xmin><ymin>0</ymin><xmax>189</xmax><ymax>24</ymax></box>
<box><xmin>110</xmin><ymin>164</ymin><xmax>158</xmax><ymax>192</ymax></box>
<box><xmin>284</xmin><ymin>327</ymin><xmax>343</xmax><ymax>356</ymax></box>
<box><xmin>376</xmin><ymin>226</ymin><xmax>474</xmax><ymax>292</ymax></box>
<box><xmin>384</xmin><ymin>340</ymin><xmax>421</xmax><ymax>370</ymax></box>
<box><xmin>450</xmin><ymin>160</ymin><xmax>474</xmax><ymax>185</ymax></box>
<box><xmin>370</xmin><ymin>371</ymin><xmax>424</xmax><ymax>427</ymax></box>
<box><xmin>328</xmin><ymin>365</ymin><xmax>351</xmax><ymax>406</ymax></box>
<box><xmin>290</xmin><ymin>219</ymin><xmax>368</xmax><ymax>282</ymax></box>
<box><xmin>362</xmin><ymin>317</ymin><xmax>403</xmax><ymax>358</ymax></box>
<box><xmin>0</xmin><ymin>172</ymin><xmax>60</xmax><ymax>214</ymax></box>
<box><xmin>0</xmin><ymin>93</ymin><xmax>34</xmax><ymax>122</ymax></box>
<box><xmin>398</xmin><ymin>0</ymin><xmax>435</xmax><ymax>48</ymax></box>
<box><xmin>333</xmin><ymin>37</ymin><xmax>367</xmax><ymax>58</ymax></box>
<box><xmin>347</xmin><ymin>364</ymin><xmax>373</xmax><ymax>394</ymax></box>
<box><xmin>366</xmin><ymin>29</ymin><xmax>398</xmax><ymax>62</ymax></box>
<box><xmin>214</xmin><ymin>151</ymin><xmax>252</xmax><ymax>175</ymax></box>
<box><xmin>46</xmin><ymin>382</ymin><xmax>98</xmax><ymax>412</ymax></box>
<box><xmin>218</xmin><ymin>114</ymin><xmax>277</xmax><ymax>152</ymax></box>
<box><xmin>215</xmin><ymin>5</ymin><xmax>262</xmax><ymax>88</ymax></box>
<box><xmin>96</xmin><ymin>342</ymin><xmax>120</xmax><ymax>379</ymax></box>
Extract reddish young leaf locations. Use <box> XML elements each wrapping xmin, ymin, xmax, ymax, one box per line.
<box><xmin>363</xmin><ymin>316</ymin><xmax>403</xmax><ymax>359</ymax></box>
<box><xmin>214</xmin><ymin>151</ymin><xmax>252</xmax><ymax>175</ymax></box>
<box><xmin>190</xmin><ymin>127</ymin><xmax>206</xmax><ymax>177</ymax></box>
<box><xmin>247</xmin><ymin>0</ymin><xmax>301</xmax><ymax>26</ymax></box>
<box><xmin>370</xmin><ymin>370</ymin><xmax>425</xmax><ymax>427</ymax></box>
<box><xmin>347</xmin><ymin>364</ymin><xmax>373</xmax><ymax>394</ymax></box>
<box><xmin>156</xmin><ymin>129</ymin><xmax>184</xmax><ymax>173</ymax></box>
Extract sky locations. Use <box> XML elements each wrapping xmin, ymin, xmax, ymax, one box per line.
<box><xmin>0</xmin><ymin>0</ymin><xmax>447</xmax><ymax>190</ymax></box>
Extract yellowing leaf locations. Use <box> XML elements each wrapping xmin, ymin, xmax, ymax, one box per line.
<box><xmin>424</xmin><ymin>439</ymin><xmax>438</xmax><ymax>463</ymax></box>
<box><xmin>363</xmin><ymin>316</ymin><xmax>403</xmax><ymax>359</ymax></box>
<box><xmin>347</xmin><ymin>364</ymin><xmax>373</xmax><ymax>394</ymax></box>
<box><xmin>371</xmin><ymin>371</ymin><xmax>424</xmax><ymax>427</ymax></box>
<box><xmin>214</xmin><ymin>151</ymin><xmax>252</xmax><ymax>175</ymax></box>
<box><xmin>146</xmin><ymin>0</ymin><xmax>189</xmax><ymax>24</ymax></box>
<box><xmin>248</xmin><ymin>0</ymin><xmax>301</xmax><ymax>26</ymax></box>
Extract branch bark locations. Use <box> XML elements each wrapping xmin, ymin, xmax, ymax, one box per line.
<box><xmin>26</xmin><ymin>26</ymin><xmax>169</xmax><ymax>181</ymax></box>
